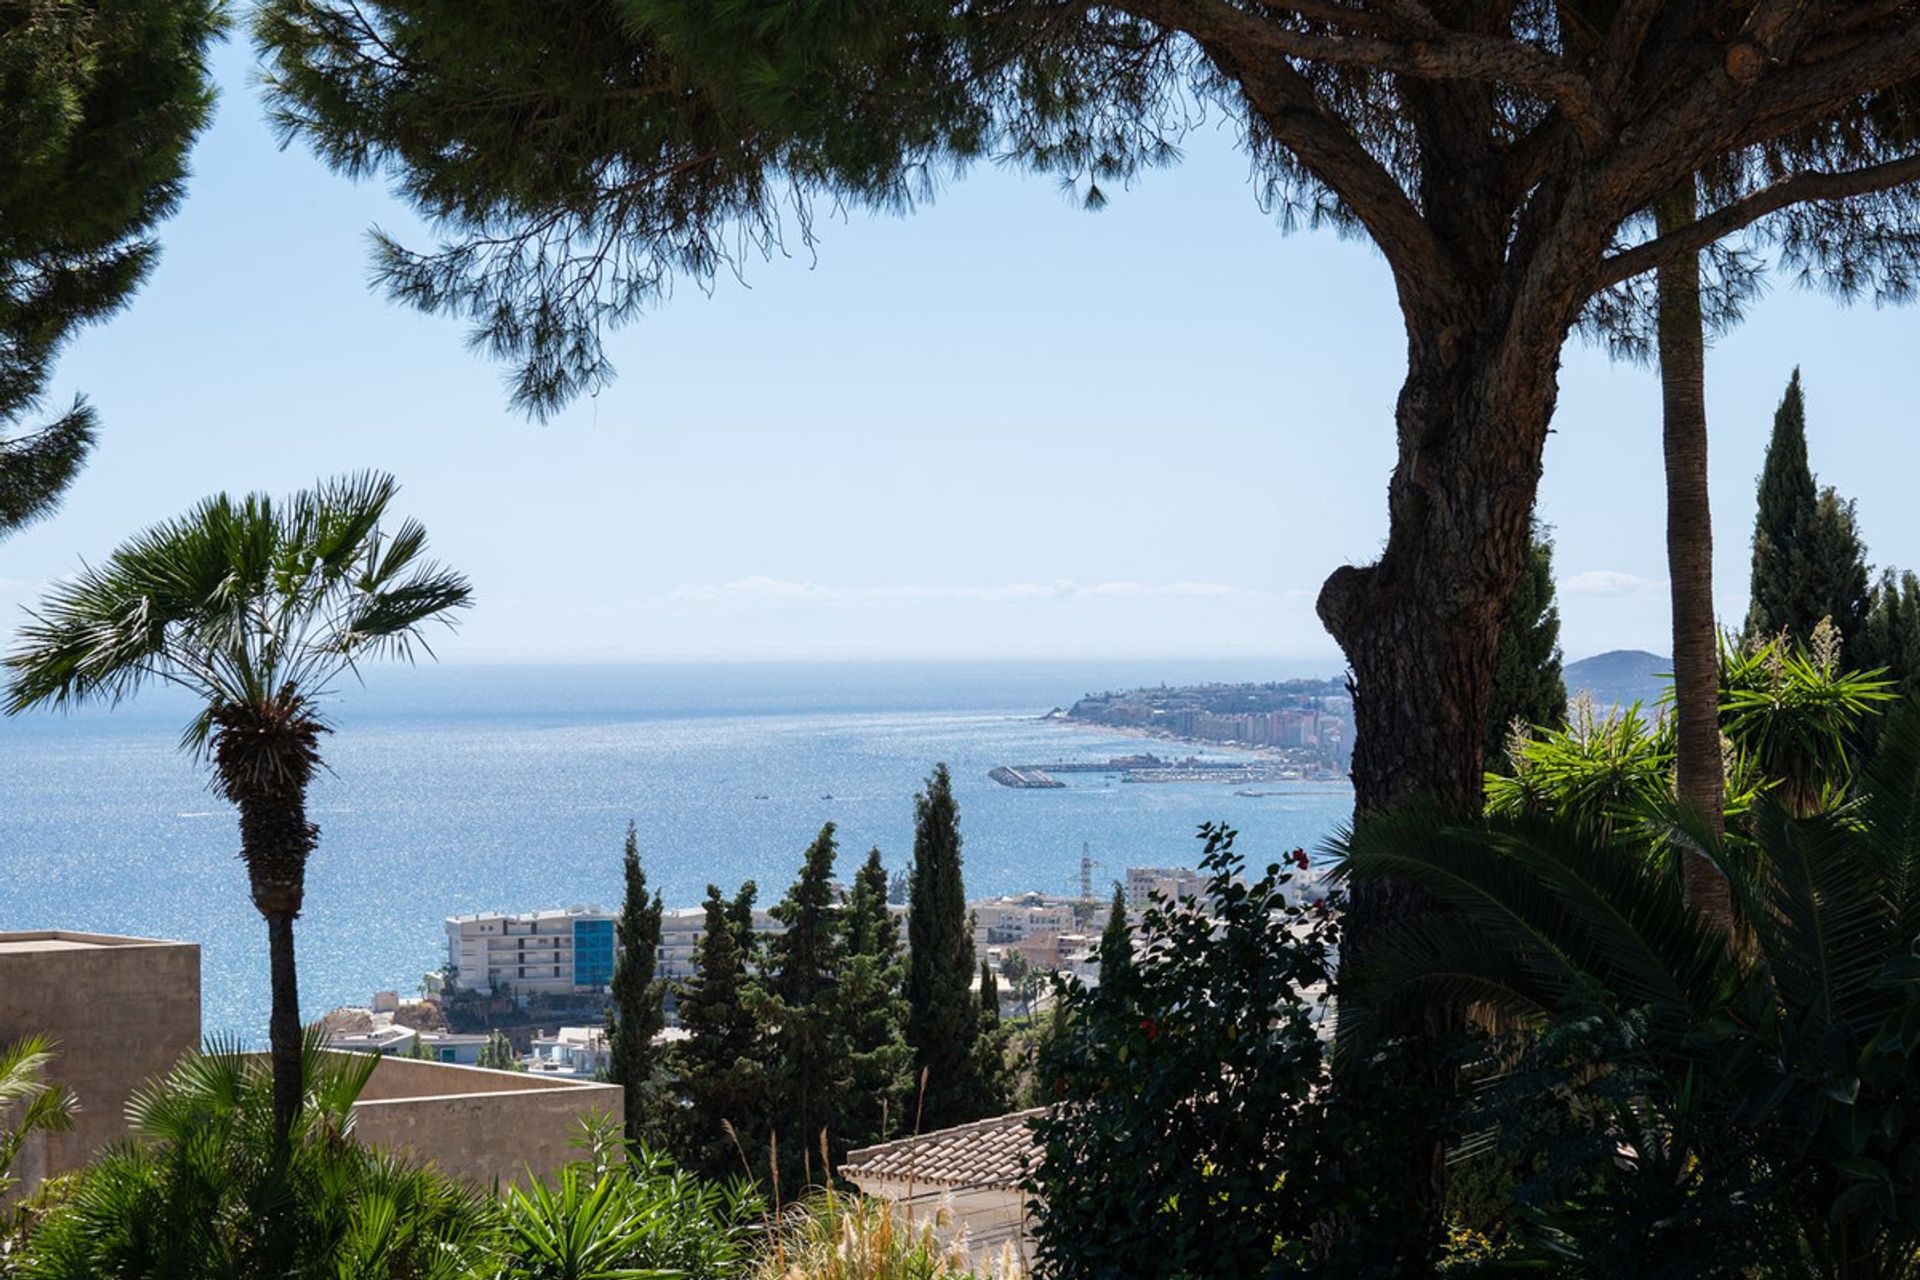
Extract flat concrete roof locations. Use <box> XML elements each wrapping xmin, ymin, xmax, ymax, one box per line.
<box><xmin>0</xmin><ymin>930</ymin><xmax>188</xmax><ymax>954</ymax></box>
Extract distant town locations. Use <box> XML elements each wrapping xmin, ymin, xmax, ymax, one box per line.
<box><xmin>321</xmin><ymin>861</ymin><xmax>1334</xmax><ymax>1074</ymax></box>
<box><xmin>1045</xmin><ymin>679</ymin><xmax>1354</xmax><ymax>781</ymax></box>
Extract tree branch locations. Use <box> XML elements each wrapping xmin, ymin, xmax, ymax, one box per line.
<box><xmin>1116</xmin><ymin>0</ymin><xmax>1460</xmax><ymax>300</ymax></box>
<box><xmin>1596</xmin><ymin>151</ymin><xmax>1920</xmax><ymax>289</ymax></box>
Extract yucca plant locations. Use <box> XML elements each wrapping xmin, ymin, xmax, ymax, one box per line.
<box><xmin>1338</xmin><ymin>702</ymin><xmax>1920</xmax><ymax>1278</ymax></box>
<box><xmin>1719</xmin><ymin>623</ymin><xmax>1895</xmax><ymax>817</ymax></box>
<box><xmin>3</xmin><ymin>471</ymin><xmax>471</xmax><ymax>1145</ymax></box>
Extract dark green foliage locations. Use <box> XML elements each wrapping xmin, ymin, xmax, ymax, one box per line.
<box><xmin>905</xmin><ymin>764</ymin><xmax>999</xmax><ymax>1130</ymax></box>
<box><xmin>758</xmin><ymin>824</ymin><xmax>849</xmax><ymax>1189</ymax></box>
<box><xmin>1030</xmin><ymin>827</ymin><xmax>1432</xmax><ymax>1278</ymax></box>
<box><xmin>1746</xmin><ymin>372</ymin><xmax>1872</xmax><ymax>653</ymax></box>
<box><xmin>977</xmin><ymin>959</ymin><xmax>998</xmax><ymax>1022</ymax></box>
<box><xmin>1861</xmin><ymin>574</ymin><xmax>1920</xmax><ymax>755</ymax></box>
<box><xmin>1340</xmin><ymin>705</ymin><xmax>1920</xmax><ymax>1277</ymax></box>
<box><xmin>607</xmin><ymin>822</ymin><xmax>667</xmax><ymax>1144</ymax></box>
<box><xmin>672</xmin><ymin>885</ymin><xmax>762</xmax><ymax>1182</ymax></box>
<box><xmin>727</xmin><ymin>881</ymin><xmax>760</xmax><ymax>970</ymax></box>
<box><xmin>1484</xmin><ymin>529</ymin><xmax>1568</xmax><ymax>767</ymax></box>
<box><xmin>838</xmin><ymin>848</ymin><xmax>909</xmax><ymax>1150</ymax></box>
<box><xmin>1096</xmin><ymin>884</ymin><xmax>1135</xmax><ymax>996</ymax></box>
<box><xmin>0</xmin><ymin>0</ymin><xmax>225</xmax><ymax>536</ymax></box>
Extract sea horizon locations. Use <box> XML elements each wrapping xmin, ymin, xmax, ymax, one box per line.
<box><xmin>2</xmin><ymin>659</ymin><xmax>1356</xmax><ymax>1041</ymax></box>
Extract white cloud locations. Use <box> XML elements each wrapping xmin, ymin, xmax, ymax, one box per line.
<box><xmin>658</xmin><ymin>577</ymin><xmax>1268</xmax><ymax>609</ymax></box>
<box><xmin>1563</xmin><ymin>569</ymin><xmax>1655</xmax><ymax>597</ymax></box>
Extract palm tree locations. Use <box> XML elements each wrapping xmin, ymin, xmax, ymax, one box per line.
<box><xmin>3</xmin><ymin>472</ymin><xmax>470</xmax><ymax>1145</ymax></box>
<box><xmin>1337</xmin><ymin>704</ymin><xmax>1920</xmax><ymax>1277</ymax></box>
<box><xmin>1653</xmin><ymin>175</ymin><xmax>1731</xmax><ymax>931</ymax></box>
<box><xmin>0</xmin><ymin>1036</ymin><xmax>76</xmax><ymax>1211</ymax></box>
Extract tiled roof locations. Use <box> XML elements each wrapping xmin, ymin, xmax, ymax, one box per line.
<box><xmin>840</xmin><ymin>1109</ymin><xmax>1043</xmax><ymax>1190</ymax></box>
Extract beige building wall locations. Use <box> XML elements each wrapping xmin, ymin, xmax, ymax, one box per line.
<box><xmin>347</xmin><ymin>1054</ymin><xmax>623</xmax><ymax>1187</ymax></box>
<box><xmin>0</xmin><ymin>931</ymin><xmax>200</xmax><ymax>1192</ymax></box>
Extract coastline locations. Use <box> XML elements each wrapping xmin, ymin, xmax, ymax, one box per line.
<box><xmin>1040</xmin><ymin>711</ymin><xmax>1352</xmax><ymax>783</ymax></box>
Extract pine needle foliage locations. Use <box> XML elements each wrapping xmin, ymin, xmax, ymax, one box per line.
<box><xmin>0</xmin><ymin>0</ymin><xmax>226</xmax><ymax>536</ymax></box>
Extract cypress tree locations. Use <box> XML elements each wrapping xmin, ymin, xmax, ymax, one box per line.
<box><xmin>729</xmin><ymin>880</ymin><xmax>761</xmax><ymax>970</ymax></box>
<box><xmin>973</xmin><ymin>958</ymin><xmax>1012</xmax><ymax>1111</ymax></box>
<box><xmin>1484</xmin><ymin>529</ymin><xmax>1567</xmax><ymax>766</ymax></box>
<box><xmin>759</xmin><ymin>824</ymin><xmax>849</xmax><ymax>1188</ymax></box>
<box><xmin>1744</xmin><ymin>371</ymin><xmax>1874</xmax><ymax>650</ymax></box>
<box><xmin>606</xmin><ymin>822</ymin><xmax>666</xmax><ymax>1143</ymax></box>
<box><xmin>906</xmin><ymin>764</ymin><xmax>996</xmax><ymax>1129</ymax></box>
<box><xmin>1805</xmin><ymin>487</ymin><xmax>1872</xmax><ymax>655</ymax></box>
<box><xmin>1098</xmin><ymin>885</ymin><xmax>1137</xmax><ymax>996</ymax></box>
<box><xmin>840</xmin><ymin>848</ymin><xmax>910</xmax><ymax>1149</ymax></box>
<box><xmin>1861</xmin><ymin>570</ymin><xmax>1920</xmax><ymax>715</ymax></box>
<box><xmin>674</xmin><ymin>884</ymin><xmax>764</xmax><ymax>1180</ymax></box>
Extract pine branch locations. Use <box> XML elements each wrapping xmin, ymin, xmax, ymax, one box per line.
<box><xmin>1597</xmin><ymin>152</ymin><xmax>1920</xmax><ymax>289</ymax></box>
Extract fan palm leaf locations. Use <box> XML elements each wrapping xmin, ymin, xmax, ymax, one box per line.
<box><xmin>3</xmin><ymin>471</ymin><xmax>470</xmax><ymax>1148</ymax></box>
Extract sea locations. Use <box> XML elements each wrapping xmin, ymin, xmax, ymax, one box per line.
<box><xmin>0</xmin><ymin>661</ymin><xmax>1354</xmax><ymax>1041</ymax></box>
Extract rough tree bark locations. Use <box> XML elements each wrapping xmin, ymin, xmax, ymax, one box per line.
<box><xmin>237</xmin><ymin>788</ymin><xmax>319</xmax><ymax>1147</ymax></box>
<box><xmin>1655</xmin><ymin>179</ymin><xmax>1732</xmax><ymax>927</ymax></box>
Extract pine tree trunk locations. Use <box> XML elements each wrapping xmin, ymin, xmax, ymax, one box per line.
<box><xmin>1319</xmin><ymin>313</ymin><xmax>1559</xmax><ymax>1250</ymax></box>
<box><xmin>1655</xmin><ymin>180</ymin><xmax>1731</xmax><ymax>926</ymax></box>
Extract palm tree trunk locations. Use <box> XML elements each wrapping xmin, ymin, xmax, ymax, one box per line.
<box><xmin>234</xmin><ymin>786</ymin><xmax>319</xmax><ymax>1148</ymax></box>
<box><xmin>264</xmin><ymin>910</ymin><xmax>303</xmax><ymax>1142</ymax></box>
<box><xmin>1655</xmin><ymin>178</ymin><xmax>1731</xmax><ymax>929</ymax></box>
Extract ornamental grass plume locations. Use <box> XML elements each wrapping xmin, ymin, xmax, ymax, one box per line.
<box><xmin>755</xmin><ymin>1189</ymin><xmax>1023</xmax><ymax>1280</ymax></box>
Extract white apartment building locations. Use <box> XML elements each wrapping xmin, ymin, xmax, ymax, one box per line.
<box><xmin>969</xmin><ymin>895</ymin><xmax>1077</xmax><ymax>950</ymax></box>
<box><xmin>445</xmin><ymin>905</ymin><xmax>617</xmax><ymax>995</ymax></box>
<box><xmin>1124</xmin><ymin>867</ymin><xmax>1210</xmax><ymax>912</ymax></box>
<box><xmin>656</xmin><ymin>905</ymin><xmax>785</xmax><ymax>982</ymax></box>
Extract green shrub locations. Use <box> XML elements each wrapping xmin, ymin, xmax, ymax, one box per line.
<box><xmin>1028</xmin><ymin>826</ymin><xmax>1433</xmax><ymax>1279</ymax></box>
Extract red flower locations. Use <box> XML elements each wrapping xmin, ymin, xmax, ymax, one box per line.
<box><xmin>1291</xmin><ymin>848</ymin><xmax>1310</xmax><ymax>871</ymax></box>
<box><xmin>1139</xmin><ymin>1017</ymin><xmax>1159</xmax><ymax>1040</ymax></box>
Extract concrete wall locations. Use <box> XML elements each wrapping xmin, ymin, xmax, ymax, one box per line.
<box><xmin>348</xmin><ymin>1054</ymin><xmax>623</xmax><ymax>1188</ymax></box>
<box><xmin>0</xmin><ymin>932</ymin><xmax>200</xmax><ymax>1191</ymax></box>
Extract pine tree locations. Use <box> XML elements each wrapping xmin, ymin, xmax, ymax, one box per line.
<box><xmin>606</xmin><ymin>822</ymin><xmax>666</xmax><ymax>1143</ymax></box>
<box><xmin>674</xmin><ymin>884</ymin><xmax>763</xmax><ymax>1180</ymax></box>
<box><xmin>1</xmin><ymin>0</ymin><xmax>225</xmax><ymax>538</ymax></box>
<box><xmin>1484</xmin><ymin>529</ymin><xmax>1567</xmax><ymax>767</ymax></box>
<box><xmin>906</xmin><ymin>764</ymin><xmax>997</xmax><ymax>1129</ymax></box>
<box><xmin>840</xmin><ymin>848</ymin><xmax>909</xmax><ymax>1148</ymax></box>
<box><xmin>1098</xmin><ymin>885</ymin><xmax>1136</xmax><ymax>997</ymax></box>
<box><xmin>759</xmin><ymin>824</ymin><xmax>849</xmax><ymax>1188</ymax></box>
<box><xmin>1746</xmin><ymin>372</ymin><xmax>1870</xmax><ymax>650</ymax></box>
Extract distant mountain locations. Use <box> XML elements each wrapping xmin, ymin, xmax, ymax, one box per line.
<box><xmin>1563</xmin><ymin>649</ymin><xmax>1671</xmax><ymax>710</ymax></box>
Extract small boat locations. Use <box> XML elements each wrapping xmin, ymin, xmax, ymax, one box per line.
<box><xmin>820</xmin><ymin>793</ymin><xmax>833</xmax><ymax>800</ymax></box>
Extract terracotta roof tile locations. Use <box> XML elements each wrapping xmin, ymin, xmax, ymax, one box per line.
<box><xmin>840</xmin><ymin>1109</ymin><xmax>1043</xmax><ymax>1190</ymax></box>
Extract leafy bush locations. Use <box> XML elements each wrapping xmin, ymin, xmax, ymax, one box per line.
<box><xmin>1027</xmin><ymin>825</ymin><xmax>1432</xmax><ymax>1279</ymax></box>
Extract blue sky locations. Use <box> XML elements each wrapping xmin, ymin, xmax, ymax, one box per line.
<box><xmin>4</xmin><ymin>39</ymin><xmax>1916</xmax><ymax>668</ymax></box>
